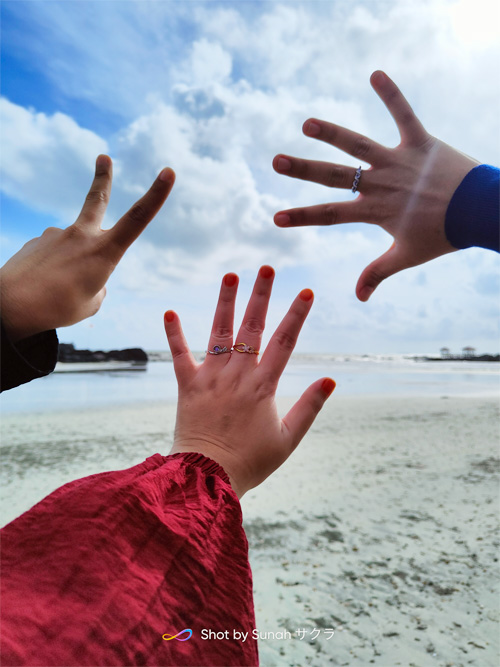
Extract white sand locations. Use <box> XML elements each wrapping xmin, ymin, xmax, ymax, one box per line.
<box><xmin>245</xmin><ymin>396</ymin><xmax>500</xmax><ymax>667</ymax></box>
<box><xmin>1</xmin><ymin>394</ymin><xmax>499</xmax><ymax>666</ymax></box>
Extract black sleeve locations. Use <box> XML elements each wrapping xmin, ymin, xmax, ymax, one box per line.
<box><xmin>0</xmin><ymin>321</ymin><xmax>59</xmax><ymax>392</ymax></box>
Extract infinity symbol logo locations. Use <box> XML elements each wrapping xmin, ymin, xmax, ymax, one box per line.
<box><xmin>162</xmin><ymin>629</ymin><xmax>193</xmax><ymax>642</ymax></box>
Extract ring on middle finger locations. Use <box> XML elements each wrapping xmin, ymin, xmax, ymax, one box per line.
<box><xmin>233</xmin><ymin>342</ymin><xmax>259</xmax><ymax>355</ymax></box>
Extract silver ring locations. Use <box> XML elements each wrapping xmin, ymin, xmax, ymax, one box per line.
<box><xmin>206</xmin><ymin>345</ymin><xmax>230</xmax><ymax>355</ymax></box>
<box><xmin>351</xmin><ymin>166</ymin><xmax>362</xmax><ymax>193</ymax></box>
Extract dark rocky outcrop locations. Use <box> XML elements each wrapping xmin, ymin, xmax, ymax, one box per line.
<box><xmin>58</xmin><ymin>343</ymin><xmax>148</xmax><ymax>363</ymax></box>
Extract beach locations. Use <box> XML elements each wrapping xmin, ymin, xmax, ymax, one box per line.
<box><xmin>245</xmin><ymin>395</ymin><xmax>500</xmax><ymax>666</ymax></box>
<box><xmin>1</xmin><ymin>360</ymin><xmax>499</xmax><ymax>666</ymax></box>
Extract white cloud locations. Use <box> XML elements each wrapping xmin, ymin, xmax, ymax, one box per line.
<box><xmin>179</xmin><ymin>39</ymin><xmax>233</xmax><ymax>86</ymax></box>
<box><xmin>0</xmin><ymin>99</ymin><xmax>108</xmax><ymax>220</ymax></box>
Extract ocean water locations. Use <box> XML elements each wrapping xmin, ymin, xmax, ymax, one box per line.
<box><xmin>1</xmin><ymin>354</ymin><xmax>498</xmax><ymax>415</ymax></box>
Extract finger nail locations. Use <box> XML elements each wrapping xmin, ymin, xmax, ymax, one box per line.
<box><xmin>96</xmin><ymin>154</ymin><xmax>111</xmax><ymax>169</ymax></box>
<box><xmin>274</xmin><ymin>213</ymin><xmax>290</xmax><ymax>227</ymax></box>
<box><xmin>159</xmin><ymin>167</ymin><xmax>174</xmax><ymax>182</ymax></box>
<box><xmin>224</xmin><ymin>273</ymin><xmax>238</xmax><ymax>287</ymax></box>
<box><xmin>359</xmin><ymin>286</ymin><xmax>374</xmax><ymax>301</ymax></box>
<box><xmin>321</xmin><ymin>378</ymin><xmax>336</xmax><ymax>396</ymax></box>
<box><xmin>259</xmin><ymin>265</ymin><xmax>274</xmax><ymax>279</ymax></box>
<box><xmin>164</xmin><ymin>310</ymin><xmax>175</xmax><ymax>323</ymax></box>
<box><xmin>299</xmin><ymin>288</ymin><xmax>313</xmax><ymax>302</ymax></box>
<box><xmin>277</xmin><ymin>156</ymin><xmax>292</xmax><ymax>171</ymax></box>
<box><xmin>303</xmin><ymin>120</ymin><xmax>321</xmax><ymax>136</ymax></box>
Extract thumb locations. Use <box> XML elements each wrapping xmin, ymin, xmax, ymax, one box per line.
<box><xmin>356</xmin><ymin>243</ymin><xmax>409</xmax><ymax>301</ymax></box>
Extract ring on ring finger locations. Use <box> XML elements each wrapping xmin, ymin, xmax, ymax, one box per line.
<box><xmin>206</xmin><ymin>344</ymin><xmax>231</xmax><ymax>356</ymax></box>
<box><xmin>351</xmin><ymin>166</ymin><xmax>362</xmax><ymax>193</ymax></box>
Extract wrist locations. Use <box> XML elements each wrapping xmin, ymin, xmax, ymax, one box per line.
<box><xmin>169</xmin><ymin>440</ymin><xmax>246</xmax><ymax>498</ymax></box>
<box><xmin>0</xmin><ymin>278</ymin><xmax>40</xmax><ymax>342</ymax></box>
<box><xmin>0</xmin><ymin>305</ymin><xmax>36</xmax><ymax>343</ymax></box>
<box><xmin>0</xmin><ymin>312</ymin><xmax>42</xmax><ymax>344</ymax></box>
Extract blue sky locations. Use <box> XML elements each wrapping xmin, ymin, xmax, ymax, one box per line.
<box><xmin>1</xmin><ymin>0</ymin><xmax>499</xmax><ymax>354</ymax></box>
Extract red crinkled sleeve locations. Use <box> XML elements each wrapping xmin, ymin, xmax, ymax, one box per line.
<box><xmin>0</xmin><ymin>452</ymin><xmax>259</xmax><ymax>666</ymax></box>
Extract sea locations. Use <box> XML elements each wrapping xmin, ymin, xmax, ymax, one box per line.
<box><xmin>1</xmin><ymin>353</ymin><xmax>499</xmax><ymax>415</ymax></box>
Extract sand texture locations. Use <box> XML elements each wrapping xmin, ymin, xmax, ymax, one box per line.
<box><xmin>1</xmin><ymin>394</ymin><xmax>499</xmax><ymax>666</ymax></box>
<box><xmin>243</xmin><ymin>396</ymin><xmax>500</xmax><ymax>666</ymax></box>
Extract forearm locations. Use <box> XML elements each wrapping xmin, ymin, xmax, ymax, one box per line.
<box><xmin>0</xmin><ymin>452</ymin><xmax>258</xmax><ymax>667</ymax></box>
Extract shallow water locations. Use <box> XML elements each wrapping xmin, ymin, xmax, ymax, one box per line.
<box><xmin>1</xmin><ymin>355</ymin><xmax>498</xmax><ymax>415</ymax></box>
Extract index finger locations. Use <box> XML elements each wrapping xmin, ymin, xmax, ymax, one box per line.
<box><xmin>106</xmin><ymin>168</ymin><xmax>175</xmax><ymax>260</ymax></box>
<box><xmin>74</xmin><ymin>154</ymin><xmax>113</xmax><ymax>228</ymax></box>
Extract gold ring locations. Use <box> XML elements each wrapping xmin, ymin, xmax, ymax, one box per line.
<box><xmin>233</xmin><ymin>342</ymin><xmax>259</xmax><ymax>355</ymax></box>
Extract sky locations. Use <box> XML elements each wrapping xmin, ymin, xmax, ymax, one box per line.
<box><xmin>1</xmin><ymin>0</ymin><xmax>499</xmax><ymax>355</ymax></box>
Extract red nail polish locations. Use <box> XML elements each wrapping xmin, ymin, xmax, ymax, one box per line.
<box><xmin>321</xmin><ymin>378</ymin><xmax>336</xmax><ymax>396</ymax></box>
<box><xmin>164</xmin><ymin>311</ymin><xmax>175</xmax><ymax>323</ymax></box>
<box><xmin>299</xmin><ymin>288</ymin><xmax>313</xmax><ymax>302</ymax></box>
<box><xmin>260</xmin><ymin>265</ymin><xmax>274</xmax><ymax>279</ymax></box>
<box><xmin>224</xmin><ymin>273</ymin><xmax>238</xmax><ymax>287</ymax></box>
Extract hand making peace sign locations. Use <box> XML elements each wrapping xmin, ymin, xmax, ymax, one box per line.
<box><xmin>0</xmin><ymin>156</ymin><xmax>175</xmax><ymax>341</ymax></box>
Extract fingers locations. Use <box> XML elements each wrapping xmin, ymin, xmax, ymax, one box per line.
<box><xmin>273</xmin><ymin>155</ymin><xmax>364</xmax><ymax>191</ymax></box>
<box><xmin>356</xmin><ymin>243</ymin><xmax>409</xmax><ymax>301</ymax></box>
<box><xmin>302</xmin><ymin>118</ymin><xmax>387</xmax><ymax>167</ymax></box>
<box><xmin>205</xmin><ymin>273</ymin><xmax>239</xmax><ymax>360</ymax></box>
<box><xmin>282</xmin><ymin>377</ymin><xmax>336</xmax><ymax>450</ymax></box>
<box><xmin>370</xmin><ymin>70</ymin><xmax>428</xmax><ymax>148</ymax></box>
<box><xmin>75</xmin><ymin>155</ymin><xmax>113</xmax><ymax>228</ymax></box>
<box><xmin>164</xmin><ymin>310</ymin><xmax>197</xmax><ymax>381</ymax></box>
<box><xmin>259</xmin><ymin>288</ymin><xmax>314</xmax><ymax>383</ymax></box>
<box><xmin>106</xmin><ymin>167</ymin><xmax>176</xmax><ymax>261</ymax></box>
<box><xmin>274</xmin><ymin>201</ymin><xmax>365</xmax><ymax>228</ymax></box>
<box><xmin>233</xmin><ymin>265</ymin><xmax>275</xmax><ymax>360</ymax></box>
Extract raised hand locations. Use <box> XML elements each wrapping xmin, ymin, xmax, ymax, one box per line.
<box><xmin>273</xmin><ymin>71</ymin><xmax>479</xmax><ymax>301</ymax></box>
<box><xmin>0</xmin><ymin>156</ymin><xmax>175</xmax><ymax>341</ymax></box>
<box><xmin>164</xmin><ymin>266</ymin><xmax>336</xmax><ymax>498</ymax></box>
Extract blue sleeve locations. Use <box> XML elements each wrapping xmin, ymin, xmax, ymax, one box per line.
<box><xmin>445</xmin><ymin>164</ymin><xmax>499</xmax><ymax>252</ymax></box>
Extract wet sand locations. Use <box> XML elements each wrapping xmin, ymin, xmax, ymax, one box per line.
<box><xmin>1</xmin><ymin>394</ymin><xmax>499</xmax><ymax>666</ymax></box>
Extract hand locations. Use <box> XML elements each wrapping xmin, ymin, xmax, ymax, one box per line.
<box><xmin>273</xmin><ymin>70</ymin><xmax>480</xmax><ymax>301</ymax></box>
<box><xmin>164</xmin><ymin>266</ymin><xmax>336</xmax><ymax>498</ymax></box>
<box><xmin>0</xmin><ymin>156</ymin><xmax>175</xmax><ymax>341</ymax></box>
